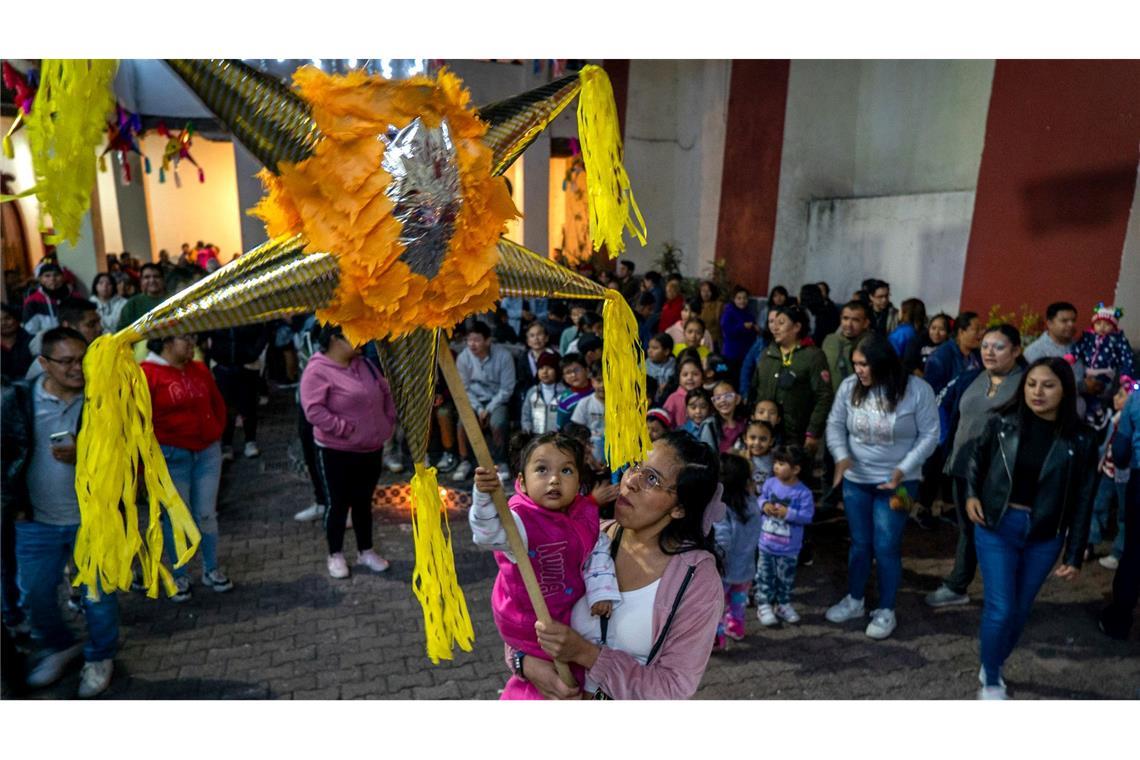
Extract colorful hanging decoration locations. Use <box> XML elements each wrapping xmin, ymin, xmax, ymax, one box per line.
<box><xmin>2</xmin><ymin>62</ymin><xmax>37</xmax><ymax>159</ymax></box>
<box><xmin>98</xmin><ymin>104</ymin><xmax>149</xmax><ymax>183</ymax></box>
<box><xmin>67</xmin><ymin>59</ymin><xmax>649</xmax><ymax>665</ymax></box>
<box><xmin>157</xmin><ymin>121</ymin><xmax>205</xmax><ymax>186</ymax></box>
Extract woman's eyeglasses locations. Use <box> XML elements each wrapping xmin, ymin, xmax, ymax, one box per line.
<box><xmin>625</xmin><ymin>461</ymin><xmax>677</xmax><ymax>494</ymax></box>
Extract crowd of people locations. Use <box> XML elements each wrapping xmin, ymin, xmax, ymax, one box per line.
<box><xmin>2</xmin><ymin>251</ymin><xmax>1138</xmax><ymax>700</ymax></box>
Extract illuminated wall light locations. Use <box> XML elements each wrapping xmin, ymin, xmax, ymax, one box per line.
<box><xmin>408</xmin><ymin>59</ymin><xmax>425</xmax><ymax>76</ymax></box>
<box><xmin>380</xmin><ymin>59</ymin><xmax>393</xmax><ymax>79</ymax></box>
<box><xmin>312</xmin><ymin>58</ymin><xmax>323</xmax><ymax>69</ymax></box>
<box><xmin>347</xmin><ymin>58</ymin><xmax>358</xmax><ymax>69</ymax></box>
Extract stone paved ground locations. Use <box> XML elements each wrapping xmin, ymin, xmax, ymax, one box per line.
<box><xmin>12</xmin><ymin>392</ymin><xmax>1140</xmax><ymax>700</ymax></box>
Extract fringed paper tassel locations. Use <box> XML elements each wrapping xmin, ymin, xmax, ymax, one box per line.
<box><xmin>158</xmin><ymin>166</ymin><xmax>165</xmax><ymax>183</ymax></box>
<box><xmin>409</xmin><ymin>463</ymin><xmax>474</xmax><ymax>663</ymax></box>
<box><xmin>74</xmin><ymin>331</ymin><xmax>201</xmax><ymax>599</ymax></box>
<box><xmin>174</xmin><ymin>171</ymin><xmax>181</xmax><ymax>189</ymax></box>
<box><xmin>2</xmin><ymin>112</ymin><xmax>22</xmax><ymax>159</ymax></box>
<box><xmin>577</xmin><ymin>65</ymin><xmax>647</xmax><ymax>257</ymax></box>
<box><xmin>197</xmin><ymin>167</ymin><xmax>205</xmax><ymax>183</ymax></box>
<box><xmin>120</xmin><ymin>153</ymin><xmax>132</xmax><ymax>184</ymax></box>
<box><xmin>601</xmin><ymin>290</ymin><xmax>650</xmax><ymax>470</ymax></box>
<box><xmin>97</xmin><ymin>155</ymin><xmax>107</xmax><ymax>173</ymax></box>
<box><xmin>144</xmin><ymin>156</ymin><xmax>151</xmax><ymax>174</ymax></box>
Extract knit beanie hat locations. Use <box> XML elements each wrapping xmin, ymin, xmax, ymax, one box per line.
<box><xmin>647</xmin><ymin>408</ymin><xmax>671</xmax><ymax>428</ymax></box>
<box><xmin>1091</xmin><ymin>302</ymin><xmax>1123</xmax><ymax>330</ymax></box>
<box><xmin>536</xmin><ymin>350</ymin><xmax>561</xmax><ymax>371</ymax></box>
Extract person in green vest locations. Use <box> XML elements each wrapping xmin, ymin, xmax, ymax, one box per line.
<box><xmin>751</xmin><ymin>305</ymin><xmax>835</xmax><ymax>453</ymax></box>
<box><xmin>821</xmin><ymin>300</ymin><xmax>872</xmax><ymax>391</ymax></box>
<box><xmin>115</xmin><ymin>263</ymin><xmax>168</xmax><ymax>332</ymax></box>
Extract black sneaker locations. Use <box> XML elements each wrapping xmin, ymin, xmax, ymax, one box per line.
<box><xmin>171</xmin><ymin>577</ymin><xmax>192</xmax><ymax>603</ymax></box>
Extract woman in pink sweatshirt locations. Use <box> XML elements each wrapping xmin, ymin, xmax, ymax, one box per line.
<box><xmin>300</xmin><ymin>325</ymin><xmax>397</xmax><ymax>579</ymax></box>
<box><xmin>520</xmin><ymin>431</ymin><xmax>724</xmax><ymax>699</ymax></box>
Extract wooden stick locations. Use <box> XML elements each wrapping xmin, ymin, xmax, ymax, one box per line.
<box><xmin>436</xmin><ymin>337</ymin><xmax>578</xmax><ymax>690</ymax></box>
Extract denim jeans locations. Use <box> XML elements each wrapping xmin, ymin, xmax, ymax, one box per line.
<box><xmin>944</xmin><ymin>477</ymin><xmax>979</xmax><ymax>595</ymax></box>
<box><xmin>975</xmin><ymin>509</ymin><xmax>1064</xmax><ymax>688</ymax></box>
<box><xmin>1</xmin><ymin>517</ymin><xmax>22</xmax><ymax>627</ymax></box>
<box><xmin>161</xmin><ymin>442</ymin><xmax>223</xmax><ymax>578</ymax></box>
<box><xmin>15</xmin><ymin>521</ymin><xmax>119</xmax><ymax>662</ymax></box>
<box><xmin>1089</xmin><ymin>475</ymin><xmax>1127</xmax><ymax>558</ymax></box>
<box><xmin>755</xmin><ymin>552</ymin><xmax>798</xmax><ymax>605</ymax></box>
<box><xmin>842</xmin><ymin>478</ymin><xmax>915</xmax><ymax>610</ymax></box>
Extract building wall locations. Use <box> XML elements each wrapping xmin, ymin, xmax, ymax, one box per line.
<box><xmin>770</xmin><ymin>60</ymin><xmax>994</xmax><ymax>303</ymax></box>
<box><xmin>1116</xmin><ymin>163</ymin><xmax>1140</xmax><ymax>337</ymax></box>
<box><xmin>961</xmin><ymin>60</ymin><xmax>1140</xmax><ymax>322</ymax></box>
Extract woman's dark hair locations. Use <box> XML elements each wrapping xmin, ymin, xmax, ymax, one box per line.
<box><xmin>317</xmin><ymin>323</ymin><xmax>345</xmax><ymax>352</ymax></box>
<box><xmin>698</xmin><ymin>280</ymin><xmax>720</xmax><ymax>302</ymax></box>
<box><xmin>517</xmin><ymin>431</ymin><xmax>586</xmax><ymax>483</ymax></box>
<box><xmin>798</xmin><ymin>284</ymin><xmax>823</xmax><ymax>312</ymax></box>
<box><xmin>983</xmin><ymin>323</ymin><xmax>1027</xmax><ymax>368</ymax></box>
<box><xmin>929</xmin><ymin>313</ymin><xmax>952</xmax><ymax>334</ymax></box>
<box><xmin>656</xmin><ymin>431</ymin><xmax>720</xmax><ymax>556</ymax></box>
<box><xmin>685</xmin><ymin>296</ymin><xmax>703</xmax><ymax>316</ymax></box>
<box><xmin>999</xmin><ymin>357</ymin><xmax>1082</xmax><ymax>439</ymax></box>
<box><xmin>899</xmin><ymin>298</ymin><xmax>927</xmax><ymax>330</ymax></box>
<box><xmin>91</xmin><ymin>272</ymin><xmax>116</xmax><ymax>297</ymax></box>
<box><xmin>850</xmin><ymin>333</ymin><xmax>909</xmax><ymax>412</ymax></box>
<box><xmin>768</xmin><ymin>285</ymin><xmax>788</xmax><ymax>303</ymax></box>
<box><xmin>718</xmin><ymin>452</ymin><xmax>751</xmax><ymax>521</ymax></box>
<box><xmin>774</xmin><ymin>305</ymin><xmax>810</xmax><ymax>341</ymax></box>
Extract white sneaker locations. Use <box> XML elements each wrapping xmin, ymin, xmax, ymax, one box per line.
<box><xmin>1099</xmin><ymin>555</ymin><xmax>1120</xmax><ymax>570</ymax></box>
<box><xmin>775</xmin><ymin>603</ymin><xmax>800</xmax><ymax>624</ymax></box>
<box><xmin>78</xmin><ymin>659</ymin><xmax>113</xmax><ymax>698</ymax></box>
<box><xmin>865</xmin><ymin>608</ymin><xmax>897</xmax><ymax>639</ymax></box>
<box><xmin>450</xmin><ymin>460</ymin><xmax>473</xmax><ymax>482</ymax></box>
<box><xmin>327</xmin><ymin>553</ymin><xmax>350</xmax><ymax>579</ymax></box>
<box><xmin>243</xmin><ymin>441</ymin><xmax>261</xmax><ymax>458</ymax></box>
<box><xmin>978</xmin><ymin>684</ymin><xmax>1008</xmax><ymax>700</ymax></box>
<box><xmin>358</xmin><ymin>549</ymin><xmax>391</xmax><ymax>573</ymax></box>
<box><xmin>978</xmin><ymin>665</ymin><xmax>1006</xmax><ymax>688</ymax></box>
<box><xmin>925</xmin><ymin>584</ymin><xmax>970</xmax><ymax>607</ymax></box>
<box><xmin>434</xmin><ymin>452</ymin><xmax>459</xmax><ymax>473</ymax></box>
<box><xmin>294</xmin><ymin>503</ymin><xmax>327</xmax><ymax>522</ymax></box>
<box><xmin>221</xmin><ymin>446</ymin><xmax>235</xmax><ymax>462</ymax></box>
<box><xmin>171</xmin><ymin>576</ymin><xmax>192</xmax><ymax>603</ymax></box>
<box><xmin>757</xmin><ymin>603</ymin><xmax>778</xmax><ymax>626</ymax></box>
<box><xmin>202</xmin><ymin>569</ymin><xmax>234</xmax><ymax>593</ymax></box>
<box><xmin>825</xmin><ymin>595</ymin><xmax>865</xmax><ymax>623</ymax></box>
<box><xmin>27</xmin><ymin>643</ymin><xmax>84</xmax><ymax>688</ymax></box>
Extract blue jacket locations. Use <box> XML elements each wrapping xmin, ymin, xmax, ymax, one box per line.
<box><xmin>924</xmin><ymin>339</ymin><xmax>980</xmax><ymax>395</ymax></box>
<box><xmin>712</xmin><ymin>495</ymin><xmax>764</xmax><ymax>584</ymax></box>
<box><xmin>937</xmin><ymin>367</ymin><xmax>984</xmax><ymax>450</ymax></box>
<box><xmin>1113</xmin><ymin>390</ymin><xmax>1140</xmax><ymax>470</ymax></box>
<box><xmin>739</xmin><ymin>335</ymin><xmax>768</xmax><ymax>403</ymax></box>
<box><xmin>888</xmin><ymin>323</ymin><xmax>917</xmax><ymax>359</ymax></box>
<box><xmin>720</xmin><ymin>303</ymin><xmax>756</xmax><ymax>362</ymax></box>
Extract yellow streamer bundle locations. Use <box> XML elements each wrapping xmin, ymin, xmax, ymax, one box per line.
<box><xmin>601</xmin><ymin>291</ymin><xmax>651</xmax><ymax>470</ymax></box>
<box><xmin>74</xmin><ymin>331</ymin><xmax>201</xmax><ymax>599</ymax></box>
<box><xmin>24</xmin><ymin>60</ymin><xmax>117</xmax><ymax>245</ymax></box>
<box><xmin>409</xmin><ymin>463</ymin><xmax>474</xmax><ymax>663</ymax></box>
<box><xmin>577</xmin><ymin>65</ymin><xmax>647</xmax><ymax>257</ymax></box>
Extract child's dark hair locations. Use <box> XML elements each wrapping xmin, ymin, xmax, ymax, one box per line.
<box><xmin>772</xmin><ymin>444</ymin><xmax>806</xmax><ymax>473</ymax></box>
<box><xmin>746</xmin><ymin>419</ymin><xmax>775</xmax><ymax>439</ymax></box>
<box><xmin>651</xmin><ymin>332</ymin><xmax>674</xmax><ymax>353</ymax></box>
<box><xmin>588</xmin><ymin>360</ymin><xmax>604</xmax><ymax>380</ymax></box>
<box><xmin>659</xmin><ymin>353</ymin><xmax>705</xmax><ymax>401</ymax></box>
<box><xmin>685</xmin><ymin>386</ymin><xmax>712</xmax><ymax>407</ymax></box>
<box><xmin>704</xmin><ymin>353</ymin><xmax>731</xmax><ymax>384</ymax></box>
<box><xmin>683</xmin><ymin>316</ymin><xmax>706</xmax><ymax>332</ymax></box>
<box><xmin>560</xmin><ymin>352</ymin><xmax>587</xmax><ymax>371</ymax></box>
<box><xmin>719</xmin><ymin>452</ymin><xmax>752</xmax><ymax>521</ymax></box>
<box><xmin>516</xmin><ymin>432</ymin><xmax>586</xmax><ymax>481</ymax></box>
<box><xmin>752</xmin><ymin>398</ymin><xmax>782</xmax><ymax>420</ymax></box>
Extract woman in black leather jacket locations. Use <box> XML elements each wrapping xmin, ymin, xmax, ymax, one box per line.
<box><xmin>965</xmin><ymin>357</ymin><xmax>1097</xmax><ymax>700</ymax></box>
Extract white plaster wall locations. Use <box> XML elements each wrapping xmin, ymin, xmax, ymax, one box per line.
<box><xmin>1115</xmin><ymin>161</ymin><xmax>1140</xmax><ymax>338</ymax></box>
<box><xmin>805</xmin><ymin>191</ymin><xmax>975</xmax><ymax>316</ymax></box>
<box><xmin>771</xmin><ymin>60</ymin><xmax>994</xmax><ymax>294</ymax></box>
<box><xmin>624</xmin><ymin>60</ymin><xmax>730</xmax><ymax>276</ymax></box>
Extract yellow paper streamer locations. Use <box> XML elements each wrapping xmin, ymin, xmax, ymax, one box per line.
<box><xmin>577</xmin><ymin>65</ymin><xmax>647</xmax><ymax>257</ymax></box>
<box><xmin>601</xmin><ymin>290</ymin><xmax>651</xmax><ymax>470</ymax></box>
<box><xmin>74</xmin><ymin>330</ymin><xmax>201</xmax><ymax>599</ymax></box>
<box><xmin>409</xmin><ymin>463</ymin><xmax>474</xmax><ymax>663</ymax></box>
<box><xmin>24</xmin><ymin>60</ymin><xmax>117</xmax><ymax>245</ymax></box>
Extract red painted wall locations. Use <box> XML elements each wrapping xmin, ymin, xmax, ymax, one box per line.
<box><xmin>715</xmin><ymin>60</ymin><xmax>790</xmax><ymax>295</ymax></box>
<box><xmin>961</xmin><ymin>61</ymin><xmax>1140</xmax><ymax>319</ymax></box>
<box><xmin>602</xmin><ymin>60</ymin><xmax>630</xmax><ymax>139</ymax></box>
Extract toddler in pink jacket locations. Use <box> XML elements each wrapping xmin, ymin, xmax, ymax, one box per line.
<box><xmin>469</xmin><ymin>432</ymin><xmax>620</xmax><ymax>699</ymax></box>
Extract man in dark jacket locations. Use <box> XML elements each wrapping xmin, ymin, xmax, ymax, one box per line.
<box><xmin>1</xmin><ymin>327</ymin><xmax>119</xmax><ymax>698</ymax></box>
<box><xmin>206</xmin><ymin>322</ymin><xmax>272</xmax><ymax>460</ymax></box>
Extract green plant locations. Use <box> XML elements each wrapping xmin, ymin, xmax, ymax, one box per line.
<box><xmin>986</xmin><ymin>303</ymin><xmax>1044</xmax><ymax>342</ymax></box>
<box><xmin>655</xmin><ymin>241</ymin><xmax>682</xmax><ymax>276</ymax></box>
<box><xmin>704</xmin><ymin>257</ymin><xmax>732</xmax><ymax>297</ymax></box>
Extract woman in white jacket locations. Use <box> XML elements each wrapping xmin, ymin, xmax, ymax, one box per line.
<box><xmin>824</xmin><ymin>334</ymin><xmax>940</xmax><ymax>639</ymax></box>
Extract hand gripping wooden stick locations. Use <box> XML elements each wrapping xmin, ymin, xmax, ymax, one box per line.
<box><xmin>435</xmin><ymin>337</ymin><xmax>578</xmax><ymax>690</ymax></box>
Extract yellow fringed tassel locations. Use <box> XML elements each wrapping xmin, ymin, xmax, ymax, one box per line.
<box><xmin>577</xmin><ymin>64</ymin><xmax>648</xmax><ymax>257</ymax></box>
<box><xmin>74</xmin><ymin>331</ymin><xmax>201</xmax><ymax>600</ymax></box>
<box><xmin>25</xmin><ymin>59</ymin><xmax>117</xmax><ymax>245</ymax></box>
<box><xmin>601</xmin><ymin>290</ymin><xmax>651</xmax><ymax>470</ymax></box>
<box><xmin>409</xmin><ymin>463</ymin><xmax>474</xmax><ymax>663</ymax></box>
<box><xmin>2</xmin><ymin>112</ymin><xmax>20</xmax><ymax>159</ymax></box>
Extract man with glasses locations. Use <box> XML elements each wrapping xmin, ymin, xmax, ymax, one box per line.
<box><xmin>1</xmin><ymin>327</ymin><xmax>120</xmax><ymax>698</ymax></box>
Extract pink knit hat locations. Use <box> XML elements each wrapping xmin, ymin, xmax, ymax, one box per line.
<box><xmin>1091</xmin><ymin>302</ymin><xmax>1123</xmax><ymax>330</ymax></box>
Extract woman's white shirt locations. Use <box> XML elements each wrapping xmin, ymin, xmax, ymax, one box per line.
<box><xmin>570</xmin><ymin>579</ymin><xmax>660</xmax><ymax>694</ymax></box>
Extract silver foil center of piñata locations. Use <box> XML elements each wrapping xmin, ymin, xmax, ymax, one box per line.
<box><xmin>380</xmin><ymin>118</ymin><xmax>462</xmax><ymax>280</ymax></box>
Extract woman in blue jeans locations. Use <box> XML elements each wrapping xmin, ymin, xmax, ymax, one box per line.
<box><xmin>965</xmin><ymin>357</ymin><xmax>1097</xmax><ymax>699</ymax></box>
<box><xmin>824</xmin><ymin>334</ymin><xmax>940</xmax><ymax>639</ymax></box>
<box><xmin>142</xmin><ymin>335</ymin><xmax>234</xmax><ymax>602</ymax></box>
